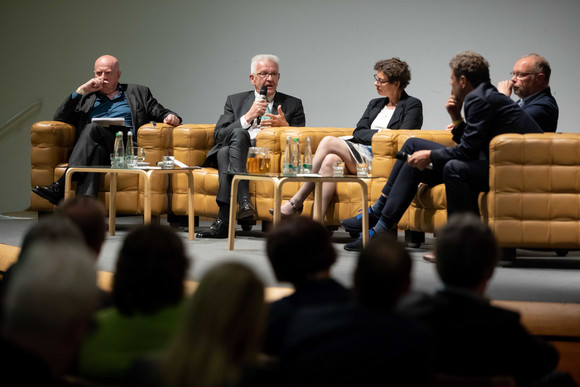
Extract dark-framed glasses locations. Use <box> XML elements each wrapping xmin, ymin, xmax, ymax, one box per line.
<box><xmin>374</xmin><ymin>74</ymin><xmax>390</xmax><ymax>84</ymax></box>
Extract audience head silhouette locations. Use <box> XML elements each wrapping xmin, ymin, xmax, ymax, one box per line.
<box><xmin>2</xmin><ymin>239</ymin><xmax>98</xmax><ymax>375</ymax></box>
<box><xmin>19</xmin><ymin>215</ymin><xmax>84</xmax><ymax>260</ymax></box>
<box><xmin>266</xmin><ymin>217</ymin><xmax>336</xmax><ymax>284</ymax></box>
<box><xmin>113</xmin><ymin>224</ymin><xmax>189</xmax><ymax>316</ymax></box>
<box><xmin>354</xmin><ymin>233</ymin><xmax>412</xmax><ymax>310</ymax></box>
<box><xmin>163</xmin><ymin>262</ymin><xmax>265</xmax><ymax>387</ymax></box>
<box><xmin>435</xmin><ymin>213</ymin><xmax>499</xmax><ymax>292</ymax></box>
<box><xmin>56</xmin><ymin>196</ymin><xmax>106</xmax><ymax>256</ymax></box>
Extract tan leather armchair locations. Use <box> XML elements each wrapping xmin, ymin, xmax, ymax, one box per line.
<box><xmin>30</xmin><ymin>121</ymin><xmax>174</xmax><ymax>214</ymax></box>
<box><xmin>480</xmin><ymin>133</ymin><xmax>580</xmax><ymax>255</ymax></box>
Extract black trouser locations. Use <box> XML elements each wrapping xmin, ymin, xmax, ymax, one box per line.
<box><xmin>57</xmin><ymin>123</ymin><xmax>130</xmax><ymax>196</ymax></box>
<box><xmin>379</xmin><ymin>138</ymin><xmax>488</xmax><ymax>229</ymax></box>
<box><xmin>207</xmin><ymin>128</ymin><xmax>254</xmax><ymax>206</ymax></box>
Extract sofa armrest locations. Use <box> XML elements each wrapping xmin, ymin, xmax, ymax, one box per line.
<box><xmin>172</xmin><ymin>124</ymin><xmax>215</xmax><ymax>167</ymax></box>
<box><xmin>30</xmin><ymin>121</ymin><xmax>75</xmax><ymax>187</ymax></box>
<box><xmin>137</xmin><ymin>122</ymin><xmax>179</xmax><ymax>163</ymax></box>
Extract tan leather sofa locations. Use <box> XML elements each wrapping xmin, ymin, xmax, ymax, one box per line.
<box><xmin>30</xmin><ymin>121</ymin><xmax>174</xmax><ymax>214</ymax></box>
<box><xmin>170</xmin><ymin>126</ymin><xmax>430</xmax><ymax>232</ymax></box>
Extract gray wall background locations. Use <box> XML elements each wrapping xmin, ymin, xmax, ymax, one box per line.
<box><xmin>1</xmin><ymin>0</ymin><xmax>579</xmax><ymax>214</ymax></box>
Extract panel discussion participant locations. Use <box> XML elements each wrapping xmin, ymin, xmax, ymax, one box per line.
<box><xmin>197</xmin><ymin>54</ymin><xmax>306</xmax><ymax>239</ymax></box>
<box><xmin>497</xmin><ymin>53</ymin><xmax>558</xmax><ymax>132</ymax></box>
<box><xmin>32</xmin><ymin>55</ymin><xmax>182</xmax><ymax>205</ymax></box>
<box><xmin>343</xmin><ymin>51</ymin><xmax>543</xmax><ymax>251</ymax></box>
<box><xmin>278</xmin><ymin>58</ymin><xmax>423</xmax><ymax>220</ymax></box>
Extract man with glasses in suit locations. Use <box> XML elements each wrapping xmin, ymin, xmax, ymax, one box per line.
<box><xmin>497</xmin><ymin>54</ymin><xmax>558</xmax><ymax>132</ymax></box>
<box><xmin>197</xmin><ymin>54</ymin><xmax>305</xmax><ymax>239</ymax></box>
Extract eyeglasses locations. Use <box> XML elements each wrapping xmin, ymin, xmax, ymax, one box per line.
<box><xmin>255</xmin><ymin>72</ymin><xmax>280</xmax><ymax>79</ymax></box>
<box><xmin>510</xmin><ymin>72</ymin><xmax>537</xmax><ymax>79</ymax></box>
<box><xmin>374</xmin><ymin>74</ymin><xmax>390</xmax><ymax>84</ymax></box>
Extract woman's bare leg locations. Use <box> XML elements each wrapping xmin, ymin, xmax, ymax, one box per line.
<box><xmin>281</xmin><ymin>136</ymin><xmax>358</xmax><ymax>215</ymax></box>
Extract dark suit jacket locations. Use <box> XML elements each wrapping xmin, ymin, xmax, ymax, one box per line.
<box><xmin>54</xmin><ymin>83</ymin><xmax>181</xmax><ymax>138</ymax></box>
<box><xmin>281</xmin><ymin>302</ymin><xmax>432</xmax><ymax>386</ymax></box>
<box><xmin>398</xmin><ymin>289</ymin><xmax>558</xmax><ymax>386</ymax></box>
<box><xmin>431</xmin><ymin>82</ymin><xmax>542</xmax><ymax>167</ymax></box>
<box><xmin>207</xmin><ymin>91</ymin><xmax>305</xmax><ymax>161</ymax></box>
<box><xmin>522</xmin><ymin>87</ymin><xmax>559</xmax><ymax>133</ymax></box>
<box><xmin>263</xmin><ymin>278</ymin><xmax>351</xmax><ymax>356</ymax></box>
<box><xmin>351</xmin><ymin>91</ymin><xmax>423</xmax><ymax>144</ymax></box>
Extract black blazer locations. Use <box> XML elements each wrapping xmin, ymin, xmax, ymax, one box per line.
<box><xmin>431</xmin><ymin>82</ymin><xmax>542</xmax><ymax>167</ymax></box>
<box><xmin>208</xmin><ymin>90</ymin><xmax>305</xmax><ymax>160</ymax></box>
<box><xmin>351</xmin><ymin>91</ymin><xmax>423</xmax><ymax>144</ymax></box>
<box><xmin>522</xmin><ymin>87</ymin><xmax>559</xmax><ymax>133</ymax></box>
<box><xmin>398</xmin><ymin>289</ymin><xmax>558</xmax><ymax>386</ymax></box>
<box><xmin>54</xmin><ymin>83</ymin><xmax>181</xmax><ymax>139</ymax></box>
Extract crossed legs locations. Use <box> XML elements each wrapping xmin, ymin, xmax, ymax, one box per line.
<box><xmin>281</xmin><ymin>136</ymin><xmax>357</xmax><ymax>218</ymax></box>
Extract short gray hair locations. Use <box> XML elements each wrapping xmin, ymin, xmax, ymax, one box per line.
<box><xmin>250</xmin><ymin>54</ymin><xmax>280</xmax><ymax>73</ymax></box>
<box><xmin>3</xmin><ymin>240</ymin><xmax>98</xmax><ymax>339</ymax></box>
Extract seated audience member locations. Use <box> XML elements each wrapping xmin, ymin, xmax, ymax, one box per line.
<box><xmin>56</xmin><ymin>196</ymin><xmax>106</xmax><ymax>257</ymax></box>
<box><xmin>498</xmin><ymin>53</ymin><xmax>558</xmax><ymax>132</ymax></box>
<box><xmin>78</xmin><ymin>224</ymin><xmax>189</xmax><ymax>383</ymax></box>
<box><xmin>264</xmin><ymin>217</ymin><xmax>351</xmax><ymax>356</ymax></box>
<box><xmin>398</xmin><ymin>214</ymin><xmax>563</xmax><ymax>386</ymax></box>
<box><xmin>0</xmin><ymin>239</ymin><xmax>99</xmax><ymax>386</ymax></box>
<box><xmin>32</xmin><ymin>54</ymin><xmax>181</xmax><ymax>205</ymax></box>
<box><xmin>281</xmin><ymin>234</ymin><xmax>432</xmax><ymax>386</ymax></box>
<box><xmin>0</xmin><ymin>217</ymin><xmax>85</xmax><ymax>319</ymax></box>
<box><xmin>159</xmin><ymin>262</ymin><xmax>275</xmax><ymax>387</ymax></box>
<box><xmin>342</xmin><ymin>51</ymin><xmax>543</xmax><ymax>251</ymax></box>
<box><xmin>279</xmin><ymin>58</ymin><xmax>422</xmax><ymax>219</ymax></box>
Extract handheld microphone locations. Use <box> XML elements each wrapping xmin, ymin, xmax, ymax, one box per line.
<box><xmin>395</xmin><ymin>151</ymin><xmax>433</xmax><ymax>169</ymax></box>
<box><xmin>256</xmin><ymin>85</ymin><xmax>268</xmax><ymax>126</ymax></box>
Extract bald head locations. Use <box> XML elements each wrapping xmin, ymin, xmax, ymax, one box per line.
<box><xmin>94</xmin><ymin>55</ymin><xmax>121</xmax><ymax>94</ymax></box>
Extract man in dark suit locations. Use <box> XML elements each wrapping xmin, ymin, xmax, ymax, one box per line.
<box><xmin>197</xmin><ymin>54</ymin><xmax>305</xmax><ymax>238</ymax></box>
<box><xmin>498</xmin><ymin>54</ymin><xmax>559</xmax><ymax>132</ymax></box>
<box><xmin>281</xmin><ymin>234</ymin><xmax>432</xmax><ymax>386</ymax></box>
<box><xmin>32</xmin><ymin>55</ymin><xmax>182</xmax><ymax>205</ymax></box>
<box><xmin>398</xmin><ymin>214</ymin><xmax>561</xmax><ymax>386</ymax></box>
<box><xmin>344</xmin><ymin>51</ymin><xmax>542</xmax><ymax>251</ymax></box>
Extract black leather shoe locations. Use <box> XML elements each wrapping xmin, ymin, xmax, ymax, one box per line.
<box><xmin>237</xmin><ymin>196</ymin><xmax>255</xmax><ymax>220</ymax></box>
<box><xmin>32</xmin><ymin>181</ymin><xmax>64</xmax><ymax>205</ymax></box>
<box><xmin>196</xmin><ymin>218</ymin><xmax>228</xmax><ymax>239</ymax></box>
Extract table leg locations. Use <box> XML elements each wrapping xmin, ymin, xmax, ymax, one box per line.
<box><xmin>64</xmin><ymin>170</ymin><xmax>74</xmax><ymax>200</ymax></box>
<box><xmin>186</xmin><ymin>171</ymin><xmax>194</xmax><ymax>240</ymax></box>
<box><xmin>143</xmin><ymin>172</ymin><xmax>151</xmax><ymax>224</ymax></box>
<box><xmin>312</xmin><ymin>181</ymin><xmax>323</xmax><ymax>223</ymax></box>
<box><xmin>228</xmin><ymin>176</ymin><xmax>239</xmax><ymax>250</ymax></box>
<box><xmin>273</xmin><ymin>179</ymin><xmax>283</xmax><ymax>225</ymax></box>
<box><xmin>109</xmin><ymin>173</ymin><xmax>117</xmax><ymax>236</ymax></box>
<box><xmin>359</xmin><ymin>181</ymin><xmax>369</xmax><ymax>247</ymax></box>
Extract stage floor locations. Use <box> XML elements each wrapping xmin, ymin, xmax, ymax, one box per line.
<box><xmin>2</xmin><ymin>212</ymin><xmax>580</xmax><ymax>303</ymax></box>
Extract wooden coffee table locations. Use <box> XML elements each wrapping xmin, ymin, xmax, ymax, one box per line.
<box><xmin>228</xmin><ymin>173</ymin><xmax>372</xmax><ymax>250</ymax></box>
<box><xmin>64</xmin><ymin>166</ymin><xmax>197</xmax><ymax>239</ymax></box>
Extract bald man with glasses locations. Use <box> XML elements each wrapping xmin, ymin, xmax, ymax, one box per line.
<box><xmin>197</xmin><ymin>54</ymin><xmax>305</xmax><ymax>239</ymax></box>
<box><xmin>497</xmin><ymin>54</ymin><xmax>559</xmax><ymax>132</ymax></box>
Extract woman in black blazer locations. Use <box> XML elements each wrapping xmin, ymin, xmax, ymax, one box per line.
<box><xmin>279</xmin><ymin>58</ymin><xmax>423</xmax><ymax>217</ymax></box>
